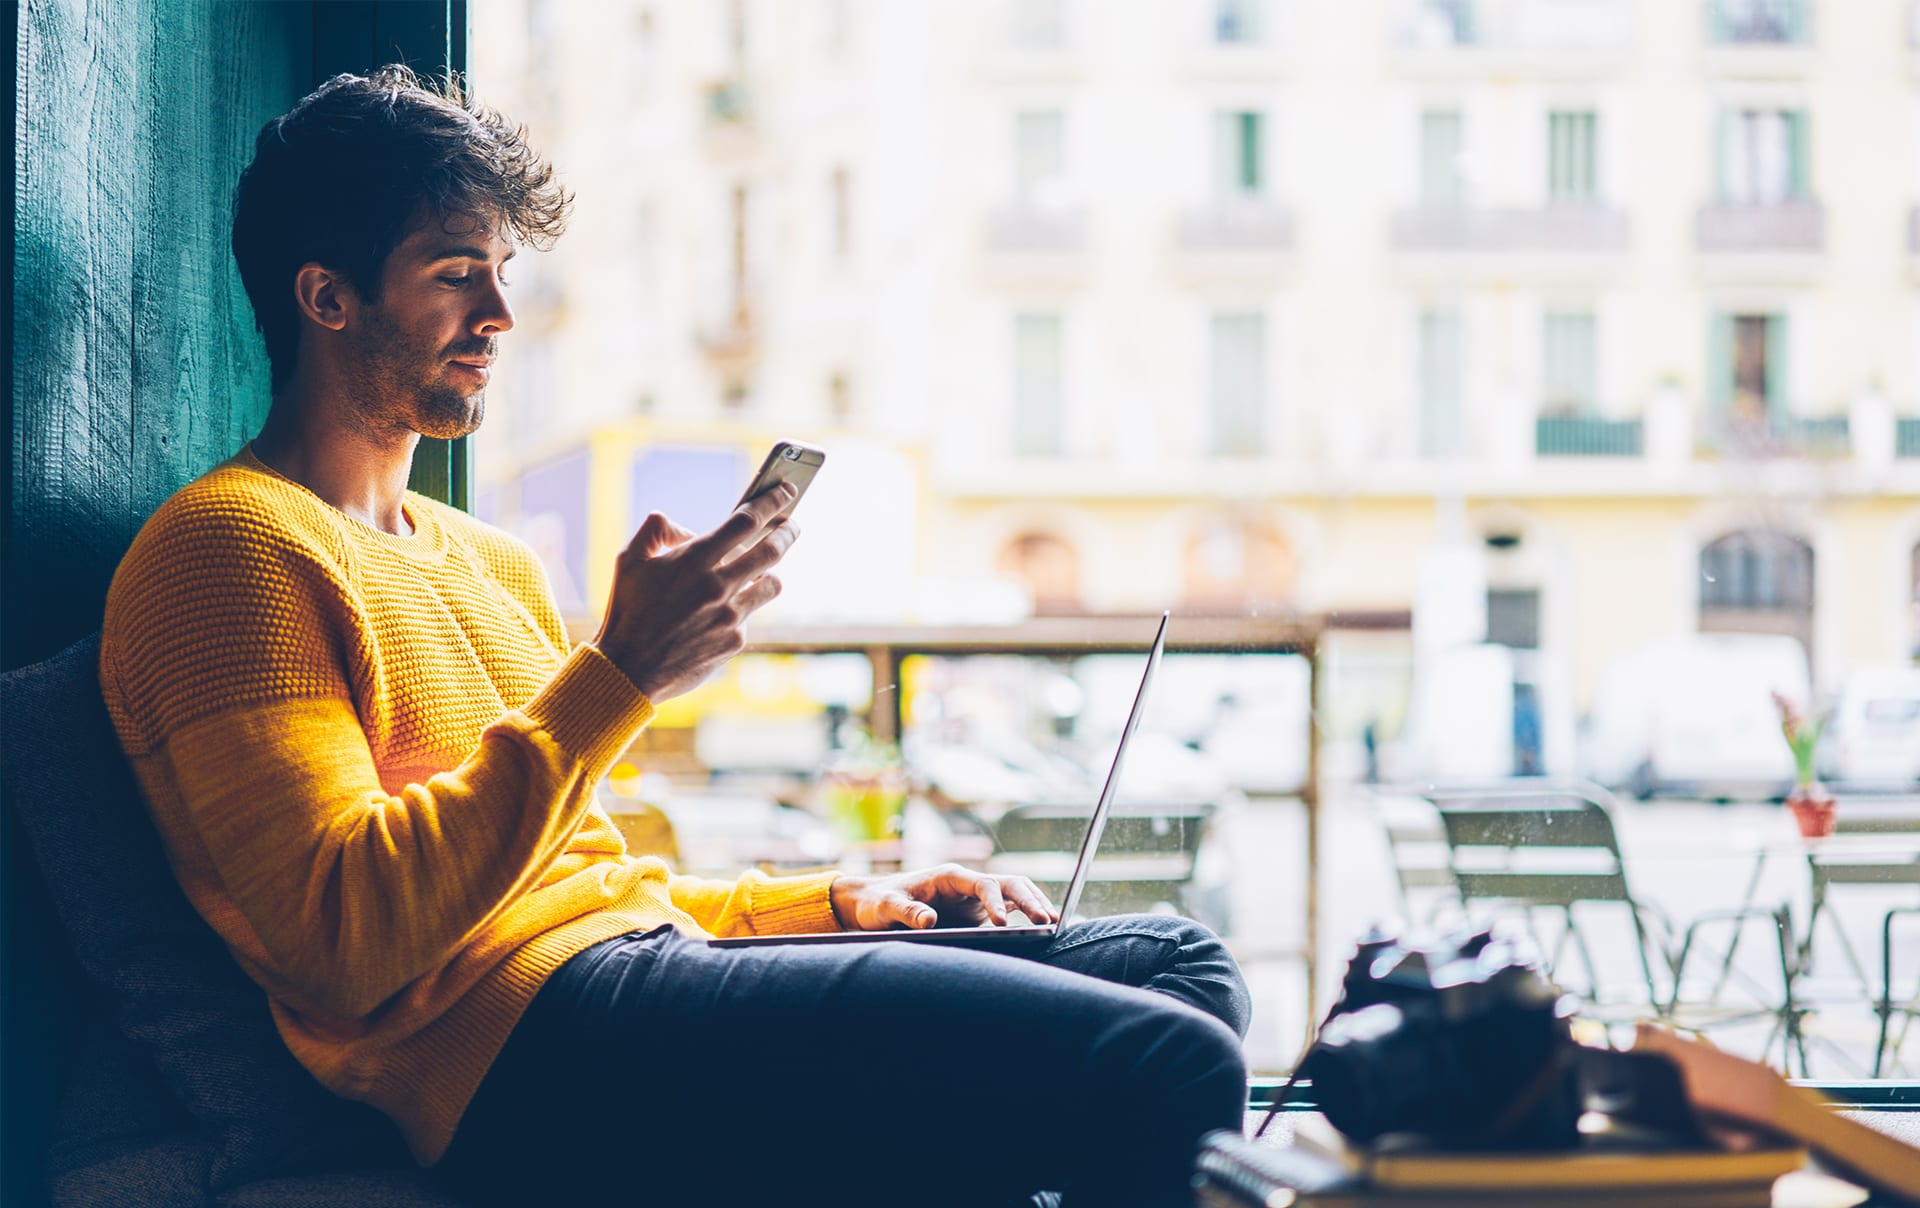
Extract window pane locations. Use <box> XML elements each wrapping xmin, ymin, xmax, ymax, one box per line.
<box><xmin>1014</xmin><ymin>312</ymin><xmax>1065</xmax><ymax>457</ymax></box>
<box><xmin>1214</xmin><ymin>110</ymin><xmax>1264</xmax><ymax>197</ymax></box>
<box><xmin>1543</xmin><ymin>311</ymin><xmax>1598</xmax><ymax>413</ymax></box>
<box><xmin>1015</xmin><ymin>110</ymin><xmax>1066</xmax><ymax>197</ymax></box>
<box><xmin>1214</xmin><ymin>0</ymin><xmax>1264</xmax><ymax>44</ymax></box>
<box><xmin>1421</xmin><ymin>110</ymin><xmax>1464</xmax><ymax>205</ymax></box>
<box><xmin>1210</xmin><ymin>312</ymin><xmax>1267</xmax><ymax>457</ymax></box>
<box><xmin>1009</xmin><ymin>0</ymin><xmax>1066</xmax><ymax>49</ymax></box>
<box><xmin>1548</xmin><ymin>111</ymin><xmax>1598</xmax><ymax>203</ymax></box>
<box><xmin>1420</xmin><ymin>308</ymin><xmax>1463</xmax><ymax>456</ymax></box>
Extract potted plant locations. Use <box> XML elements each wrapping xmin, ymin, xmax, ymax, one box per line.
<box><xmin>1771</xmin><ymin>690</ymin><xmax>1833</xmax><ymax>838</ymax></box>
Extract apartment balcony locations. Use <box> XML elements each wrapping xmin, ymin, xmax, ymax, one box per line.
<box><xmin>1389</xmin><ymin>0</ymin><xmax>1631</xmax><ymax>75</ymax></box>
<box><xmin>985</xmin><ymin>203</ymin><xmax>1087</xmax><ymax>255</ymax></box>
<box><xmin>1391</xmin><ymin>205</ymin><xmax>1629</xmax><ymax>254</ymax></box>
<box><xmin>1898</xmin><ymin>418</ymin><xmax>1920</xmax><ymax>458</ymax></box>
<box><xmin>1535</xmin><ymin>414</ymin><xmax>1643</xmax><ymax>457</ymax></box>
<box><xmin>1694</xmin><ymin>200</ymin><xmax>1824</xmax><ymax>254</ymax></box>
<box><xmin>1704</xmin><ymin>0</ymin><xmax>1809</xmax><ymax>45</ymax></box>
<box><xmin>1177</xmin><ymin>202</ymin><xmax>1295</xmax><ymax>255</ymax></box>
<box><xmin>1708</xmin><ymin>410</ymin><xmax>1850</xmax><ymax>459</ymax></box>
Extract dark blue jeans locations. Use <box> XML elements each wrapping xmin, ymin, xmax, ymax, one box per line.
<box><xmin>439</xmin><ymin>914</ymin><xmax>1251</xmax><ymax>1208</ymax></box>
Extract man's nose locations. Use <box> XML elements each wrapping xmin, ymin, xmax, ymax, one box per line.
<box><xmin>473</xmin><ymin>276</ymin><xmax>515</xmax><ymax>336</ymax></box>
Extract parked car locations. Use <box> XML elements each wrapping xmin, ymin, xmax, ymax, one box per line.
<box><xmin>1583</xmin><ymin>633</ymin><xmax>1810</xmax><ymax>799</ymax></box>
<box><xmin>1819</xmin><ymin>666</ymin><xmax>1920</xmax><ymax>790</ymax></box>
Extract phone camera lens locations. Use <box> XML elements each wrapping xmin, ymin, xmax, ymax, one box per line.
<box><xmin>785</xmin><ymin>447</ymin><xmax>801</xmax><ymax>460</ymax></box>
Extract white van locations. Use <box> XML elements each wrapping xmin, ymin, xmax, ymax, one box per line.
<box><xmin>1820</xmin><ymin>666</ymin><xmax>1920</xmax><ymax>790</ymax></box>
<box><xmin>1583</xmin><ymin>634</ymin><xmax>1810</xmax><ymax>799</ymax></box>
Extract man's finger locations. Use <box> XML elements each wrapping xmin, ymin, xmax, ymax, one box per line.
<box><xmin>696</xmin><ymin>482</ymin><xmax>797</xmax><ymax>559</ymax></box>
<box><xmin>720</xmin><ymin>522</ymin><xmax>798</xmax><ymax>583</ymax></box>
<box><xmin>887</xmin><ymin>893</ymin><xmax>937</xmax><ymax>930</ymax></box>
<box><xmin>958</xmin><ymin>870</ymin><xmax>1008</xmax><ymax>926</ymax></box>
<box><xmin>1003</xmin><ymin>876</ymin><xmax>1057</xmax><ymax>924</ymax></box>
<box><xmin>735</xmin><ymin>574</ymin><xmax>782</xmax><ymax>615</ymax></box>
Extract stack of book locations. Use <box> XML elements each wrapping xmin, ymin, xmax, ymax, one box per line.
<box><xmin>1194</xmin><ymin>1118</ymin><xmax>1852</xmax><ymax>1208</ymax></box>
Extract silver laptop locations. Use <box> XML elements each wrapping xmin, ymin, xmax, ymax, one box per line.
<box><xmin>708</xmin><ymin>612</ymin><xmax>1170</xmax><ymax>952</ymax></box>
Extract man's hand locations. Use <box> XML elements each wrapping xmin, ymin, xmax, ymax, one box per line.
<box><xmin>829</xmin><ymin>863</ymin><xmax>1059</xmax><ymax>931</ymax></box>
<box><xmin>590</xmin><ymin>484</ymin><xmax>798</xmax><ymax>702</ymax></box>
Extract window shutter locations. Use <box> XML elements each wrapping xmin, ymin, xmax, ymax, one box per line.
<box><xmin>1765</xmin><ymin>312</ymin><xmax>1791</xmax><ymax>416</ymax></box>
<box><xmin>1709</xmin><ymin>312</ymin><xmax>1735</xmax><ymax>414</ymax></box>
<box><xmin>1786</xmin><ymin>109</ymin><xmax>1810</xmax><ymax>199</ymax></box>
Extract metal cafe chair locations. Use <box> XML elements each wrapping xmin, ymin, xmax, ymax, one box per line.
<box><xmin>1426</xmin><ymin>784</ymin><xmax>1799</xmax><ymax>1059</ymax></box>
<box><xmin>1373</xmin><ymin>793</ymin><xmax>1460</xmax><ymax>923</ymax></box>
<box><xmin>1874</xmin><ymin>905</ymin><xmax>1920</xmax><ymax>1077</ymax></box>
<box><xmin>987</xmin><ymin>801</ymin><xmax>1212</xmax><ymax>920</ymax></box>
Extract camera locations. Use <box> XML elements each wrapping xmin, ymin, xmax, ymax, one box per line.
<box><xmin>1296</xmin><ymin>924</ymin><xmax>1584</xmax><ymax>1150</ymax></box>
<box><xmin>784</xmin><ymin>445</ymin><xmax>802</xmax><ymax>459</ymax></box>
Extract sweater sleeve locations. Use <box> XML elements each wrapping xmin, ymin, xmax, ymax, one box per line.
<box><xmin>103</xmin><ymin>506</ymin><xmax>655</xmax><ymax>1021</ymax></box>
<box><xmin>667</xmin><ymin>869</ymin><xmax>843</xmax><ymax>937</ymax></box>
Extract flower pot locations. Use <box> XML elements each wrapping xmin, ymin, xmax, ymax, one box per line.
<box><xmin>1787</xmin><ymin>782</ymin><xmax>1836</xmax><ymax>839</ymax></box>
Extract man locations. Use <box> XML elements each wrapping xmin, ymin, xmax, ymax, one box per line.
<box><xmin>101</xmin><ymin>67</ymin><xmax>1249</xmax><ymax>1207</ymax></box>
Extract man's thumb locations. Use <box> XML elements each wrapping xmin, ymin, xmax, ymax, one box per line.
<box><xmin>634</xmin><ymin>512</ymin><xmax>675</xmax><ymax>554</ymax></box>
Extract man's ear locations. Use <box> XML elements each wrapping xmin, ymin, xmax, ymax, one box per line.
<box><xmin>292</xmin><ymin>263</ymin><xmax>353</xmax><ymax>333</ymax></box>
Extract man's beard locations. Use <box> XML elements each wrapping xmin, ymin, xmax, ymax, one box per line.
<box><xmin>347</xmin><ymin>306</ymin><xmax>488</xmax><ymax>441</ymax></box>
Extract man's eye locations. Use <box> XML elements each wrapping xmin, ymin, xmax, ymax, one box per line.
<box><xmin>440</xmin><ymin>276</ymin><xmax>470</xmax><ymax>286</ymax></box>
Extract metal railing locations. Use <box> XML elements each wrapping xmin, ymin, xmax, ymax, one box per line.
<box><xmin>1392</xmin><ymin>205</ymin><xmax>1630</xmax><ymax>252</ymax></box>
<box><xmin>1704</xmin><ymin>0</ymin><xmax>1810</xmax><ymax>44</ymax></box>
<box><xmin>986</xmin><ymin>204</ymin><xmax>1087</xmax><ymax>254</ymax></box>
<box><xmin>1710</xmin><ymin>412</ymin><xmax>1850</xmax><ymax>458</ymax></box>
<box><xmin>1695</xmin><ymin>201</ymin><xmax>1825</xmax><ymax>253</ymax></box>
<box><xmin>1536</xmin><ymin>415</ymin><xmax>1644</xmax><ymax>457</ymax></box>
<box><xmin>1179</xmin><ymin>202</ymin><xmax>1295</xmax><ymax>252</ymax></box>
<box><xmin>1897</xmin><ymin>418</ymin><xmax>1920</xmax><ymax>459</ymax></box>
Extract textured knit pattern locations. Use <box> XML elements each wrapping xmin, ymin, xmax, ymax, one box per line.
<box><xmin>100</xmin><ymin>447</ymin><xmax>842</xmax><ymax>1166</ymax></box>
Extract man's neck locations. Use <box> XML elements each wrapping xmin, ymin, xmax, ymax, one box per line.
<box><xmin>251</xmin><ymin>381</ymin><xmax>420</xmax><ymax>537</ymax></box>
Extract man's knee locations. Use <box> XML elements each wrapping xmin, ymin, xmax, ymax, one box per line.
<box><xmin>1115</xmin><ymin>913</ymin><xmax>1254</xmax><ymax>1040</ymax></box>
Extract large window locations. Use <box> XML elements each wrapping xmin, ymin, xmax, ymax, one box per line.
<box><xmin>1213</xmin><ymin>110</ymin><xmax>1266</xmax><ymax>198</ymax></box>
<box><xmin>1710</xmin><ymin>311</ymin><xmax>1789</xmax><ymax>426</ymax></box>
<box><xmin>1420</xmin><ymin>109</ymin><xmax>1466</xmax><ymax>206</ymax></box>
<box><xmin>1719</xmin><ymin>108</ymin><xmax>1810</xmax><ymax>204</ymax></box>
<box><xmin>1209</xmin><ymin>312</ymin><xmax>1268</xmax><ymax>457</ymax></box>
<box><xmin>1013</xmin><ymin>312</ymin><xmax>1066</xmax><ymax>458</ymax></box>
<box><xmin>1548</xmin><ymin>111</ymin><xmax>1599</xmax><ymax>204</ymax></box>
<box><xmin>1214</xmin><ymin>0</ymin><xmax>1266</xmax><ymax>45</ymax></box>
<box><xmin>1419</xmin><ymin>307</ymin><xmax>1464</xmax><ymax>456</ymax></box>
<box><xmin>1699</xmin><ymin>530</ymin><xmax>1816</xmax><ymax>655</ymax></box>
<box><xmin>1542</xmin><ymin>311</ymin><xmax>1599</xmax><ymax>414</ymax></box>
<box><xmin>1015</xmin><ymin>109</ymin><xmax>1067</xmax><ymax>200</ymax></box>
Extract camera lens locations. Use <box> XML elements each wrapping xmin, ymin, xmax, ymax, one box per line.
<box><xmin>785</xmin><ymin>447</ymin><xmax>800</xmax><ymax>460</ymax></box>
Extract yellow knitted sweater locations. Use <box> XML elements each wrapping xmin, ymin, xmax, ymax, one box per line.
<box><xmin>100</xmin><ymin>446</ymin><xmax>842</xmax><ymax>1165</ymax></box>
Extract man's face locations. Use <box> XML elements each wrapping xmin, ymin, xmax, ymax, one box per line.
<box><xmin>342</xmin><ymin>212</ymin><xmax>516</xmax><ymax>441</ymax></box>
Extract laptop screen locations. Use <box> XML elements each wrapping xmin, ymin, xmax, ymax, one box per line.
<box><xmin>1054</xmin><ymin>612</ymin><xmax>1170</xmax><ymax>927</ymax></box>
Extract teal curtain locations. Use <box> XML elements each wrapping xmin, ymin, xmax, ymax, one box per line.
<box><xmin>1786</xmin><ymin>109</ymin><xmax>1810</xmax><ymax>199</ymax></box>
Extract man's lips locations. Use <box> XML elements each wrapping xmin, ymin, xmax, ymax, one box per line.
<box><xmin>449</xmin><ymin>358</ymin><xmax>493</xmax><ymax>379</ymax></box>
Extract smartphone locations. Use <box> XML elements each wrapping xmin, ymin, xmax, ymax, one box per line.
<box><xmin>737</xmin><ymin>440</ymin><xmax>826</xmax><ymax>520</ymax></box>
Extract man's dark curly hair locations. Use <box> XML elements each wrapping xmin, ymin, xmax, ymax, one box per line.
<box><xmin>231</xmin><ymin>65</ymin><xmax>571</xmax><ymax>390</ymax></box>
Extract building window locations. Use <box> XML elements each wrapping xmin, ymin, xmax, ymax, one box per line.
<box><xmin>997</xmin><ymin>532</ymin><xmax>1082</xmax><ymax>614</ymax></box>
<box><xmin>1542</xmin><ymin>311</ymin><xmax>1598</xmax><ymax>414</ymax></box>
<box><xmin>1414</xmin><ymin>0</ymin><xmax>1475</xmax><ymax>46</ymax></box>
<box><xmin>1419</xmin><ymin>307</ymin><xmax>1464</xmax><ymax>457</ymax></box>
<box><xmin>1015</xmin><ymin>110</ymin><xmax>1067</xmax><ymax>200</ymax></box>
<box><xmin>1487</xmin><ymin>587</ymin><xmax>1542</xmax><ymax>650</ymax></box>
<box><xmin>1707</xmin><ymin>0</ymin><xmax>1808</xmax><ymax>44</ymax></box>
<box><xmin>1209</xmin><ymin>312</ymin><xmax>1267</xmax><ymax>458</ymax></box>
<box><xmin>1699</xmin><ymin>529</ymin><xmax>1815</xmax><ymax>655</ymax></box>
<box><xmin>1014</xmin><ymin>312</ymin><xmax>1065</xmax><ymax>458</ymax></box>
<box><xmin>827</xmin><ymin>371</ymin><xmax>853</xmax><ymax>422</ymax></box>
<box><xmin>1710</xmin><ymin>311</ymin><xmax>1789</xmax><ymax>425</ymax></box>
<box><xmin>1214</xmin><ymin>0</ymin><xmax>1265</xmax><ymax>45</ymax></box>
<box><xmin>1548</xmin><ymin>111</ymin><xmax>1599</xmax><ymax>204</ymax></box>
<box><xmin>1009</xmin><ymin>0</ymin><xmax>1067</xmax><ymax>50</ymax></box>
<box><xmin>829</xmin><ymin>166</ymin><xmax>852</xmax><ymax>259</ymax></box>
<box><xmin>1212</xmin><ymin>111</ymin><xmax>1266</xmax><ymax>199</ymax></box>
<box><xmin>1420</xmin><ymin>109</ymin><xmax>1466</xmax><ymax>206</ymax></box>
<box><xmin>1718</xmin><ymin>109</ymin><xmax>1810</xmax><ymax>204</ymax></box>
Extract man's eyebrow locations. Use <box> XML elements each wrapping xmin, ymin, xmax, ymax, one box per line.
<box><xmin>423</xmin><ymin>245</ymin><xmax>517</xmax><ymax>264</ymax></box>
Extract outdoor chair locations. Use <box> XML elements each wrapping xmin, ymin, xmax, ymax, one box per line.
<box><xmin>1372</xmin><ymin>793</ymin><xmax>1458</xmax><ymax>923</ymax></box>
<box><xmin>987</xmin><ymin>801</ymin><xmax>1212</xmax><ymax>922</ymax></box>
<box><xmin>1426</xmin><ymin>784</ymin><xmax>1798</xmax><ymax>1058</ymax></box>
<box><xmin>1874</xmin><ymin>905</ymin><xmax>1920</xmax><ymax>1077</ymax></box>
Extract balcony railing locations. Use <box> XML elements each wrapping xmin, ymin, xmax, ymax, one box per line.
<box><xmin>1392</xmin><ymin>205</ymin><xmax>1629</xmax><ymax>253</ymax></box>
<box><xmin>1179</xmin><ymin>202</ymin><xmax>1295</xmax><ymax>252</ymax></box>
<box><xmin>1705</xmin><ymin>0</ymin><xmax>1810</xmax><ymax>44</ymax></box>
<box><xmin>1694</xmin><ymin>201</ymin><xmax>1825</xmax><ymax>253</ymax></box>
<box><xmin>1392</xmin><ymin>0</ymin><xmax>1631</xmax><ymax>53</ymax></box>
<box><xmin>1898</xmin><ymin>418</ymin><xmax>1920</xmax><ymax>458</ymax></box>
<box><xmin>1710</xmin><ymin>410</ymin><xmax>1850</xmax><ymax>458</ymax></box>
<box><xmin>1536</xmin><ymin>415</ymin><xmax>1643</xmax><ymax>457</ymax></box>
<box><xmin>986</xmin><ymin>204</ymin><xmax>1087</xmax><ymax>254</ymax></box>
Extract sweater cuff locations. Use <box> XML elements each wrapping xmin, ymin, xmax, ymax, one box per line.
<box><xmin>518</xmin><ymin>644</ymin><xmax>656</xmax><ymax>777</ymax></box>
<box><xmin>749</xmin><ymin>871</ymin><xmax>845</xmax><ymax>935</ymax></box>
